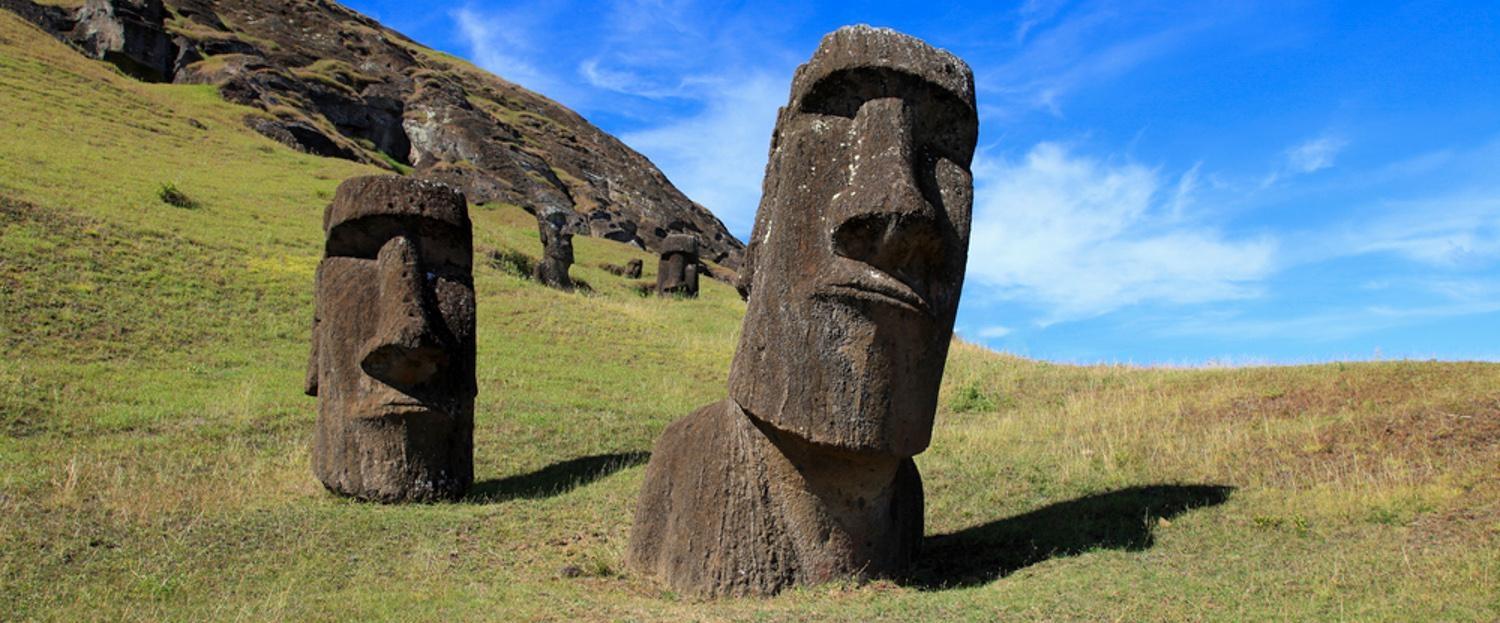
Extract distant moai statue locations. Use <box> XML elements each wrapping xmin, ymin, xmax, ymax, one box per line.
<box><xmin>601</xmin><ymin>258</ymin><xmax>643</xmax><ymax>278</ymax></box>
<box><xmin>533</xmin><ymin>207</ymin><xmax>575</xmax><ymax>291</ymax></box>
<box><xmin>655</xmin><ymin>233</ymin><xmax>700</xmax><ymax>297</ymax></box>
<box><xmin>305</xmin><ymin>175</ymin><xmax>477</xmax><ymax>502</ymax></box>
<box><xmin>627</xmin><ymin>25</ymin><xmax>979</xmax><ymax>597</ymax></box>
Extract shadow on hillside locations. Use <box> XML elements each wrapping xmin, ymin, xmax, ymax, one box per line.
<box><xmin>466</xmin><ymin>451</ymin><xmax>649</xmax><ymax>504</ymax></box>
<box><xmin>904</xmin><ymin>484</ymin><xmax>1235</xmax><ymax>590</ymax></box>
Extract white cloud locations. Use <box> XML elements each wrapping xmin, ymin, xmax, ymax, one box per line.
<box><xmin>967</xmin><ymin>143</ymin><xmax>1276</xmax><ymax>323</ymax></box>
<box><xmin>1165</xmin><ymin>300</ymin><xmax>1500</xmax><ymax>343</ymax></box>
<box><xmin>981</xmin><ymin>3</ymin><xmax>1241</xmax><ymax>117</ymax></box>
<box><xmin>1261</xmin><ymin>134</ymin><xmax>1349</xmax><ymax>188</ymax></box>
<box><xmin>1347</xmin><ymin>193</ymin><xmax>1500</xmax><ymax>266</ymax></box>
<box><xmin>620</xmin><ymin>73</ymin><xmax>785</xmax><ymax>238</ymax></box>
<box><xmin>451</xmin><ymin>5</ymin><xmax>586</xmax><ymax>107</ymax></box>
<box><xmin>1286</xmin><ymin>135</ymin><xmax>1347</xmax><ymax>173</ymax></box>
<box><xmin>1015</xmin><ymin>0</ymin><xmax>1069</xmax><ymax>43</ymax></box>
<box><xmin>1167</xmin><ymin>161</ymin><xmax>1201</xmax><ymax>219</ymax></box>
<box><xmin>976</xmin><ymin>325</ymin><xmax>1014</xmax><ymax>338</ymax></box>
<box><xmin>579</xmin><ymin>58</ymin><xmax>686</xmax><ymax>99</ymax></box>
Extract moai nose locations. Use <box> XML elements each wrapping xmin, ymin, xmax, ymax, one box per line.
<box><xmin>361</xmin><ymin>235</ymin><xmax>448</xmax><ymax>390</ymax></box>
<box><xmin>829</xmin><ymin>97</ymin><xmax>942</xmax><ymax>280</ymax></box>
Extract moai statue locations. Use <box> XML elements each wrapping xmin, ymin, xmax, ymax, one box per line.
<box><xmin>601</xmin><ymin>258</ymin><xmax>644</xmax><ymax>279</ymax></box>
<box><xmin>628</xmin><ymin>26</ymin><xmax>978</xmax><ymax>597</ymax></box>
<box><xmin>533</xmin><ymin>207</ymin><xmax>575</xmax><ymax>291</ymax></box>
<box><xmin>305</xmin><ymin>175</ymin><xmax>477</xmax><ymax>502</ymax></box>
<box><xmin>655</xmin><ymin>233</ymin><xmax>699</xmax><ymax>297</ymax></box>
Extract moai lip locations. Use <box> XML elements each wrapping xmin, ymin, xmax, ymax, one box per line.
<box><xmin>306</xmin><ymin>175</ymin><xmax>476</xmax><ymax>502</ymax></box>
<box><xmin>628</xmin><ymin>25</ymin><xmax>978</xmax><ymax>597</ymax></box>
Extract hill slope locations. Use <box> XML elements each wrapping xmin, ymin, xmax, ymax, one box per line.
<box><xmin>1</xmin><ymin>9</ymin><xmax>1498</xmax><ymax>621</ymax></box>
<box><xmin>2</xmin><ymin>0</ymin><xmax>746</xmax><ymax>267</ymax></box>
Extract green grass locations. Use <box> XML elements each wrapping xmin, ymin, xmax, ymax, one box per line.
<box><xmin>2</xmin><ymin>11</ymin><xmax>1498</xmax><ymax>621</ymax></box>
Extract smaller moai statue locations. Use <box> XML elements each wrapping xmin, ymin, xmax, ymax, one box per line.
<box><xmin>601</xmin><ymin>258</ymin><xmax>644</xmax><ymax>279</ymax></box>
<box><xmin>656</xmin><ymin>234</ymin><xmax>699</xmax><ymax>297</ymax></box>
<box><xmin>306</xmin><ymin>175</ymin><xmax>476</xmax><ymax>502</ymax></box>
<box><xmin>533</xmin><ymin>208</ymin><xmax>575</xmax><ymax>291</ymax></box>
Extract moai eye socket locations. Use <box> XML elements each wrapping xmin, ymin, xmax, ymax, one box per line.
<box><xmin>799</xmin><ymin>68</ymin><xmax>977</xmax><ymax>167</ymax></box>
<box><xmin>325</xmin><ymin>215</ymin><xmax>472</xmax><ymax>271</ymax></box>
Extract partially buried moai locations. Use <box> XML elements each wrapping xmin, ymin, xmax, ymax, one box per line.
<box><xmin>305</xmin><ymin>176</ymin><xmax>477</xmax><ymax>502</ymax></box>
<box><xmin>627</xmin><ymin>26</ymin><xmax>978</xmax><ymax>597</ymax></box>
<box><xmin>655</xmin><ymin>233</ymin><xmax>699</xmax><ymax>297</ymax></box>
<box><xmin>533</xmin><ymin>207</ymin><xmax>575</xmax><ymax>291</ymax></box>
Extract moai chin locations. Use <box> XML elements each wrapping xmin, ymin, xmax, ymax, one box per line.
<box><xmin>627</xmin><ymin>25</ymin><xmax>978</xmax><ymax>597</ymax></box>
<box><xmin>305</xmin><ymin>175</ymin><xmax>477</xmax><ymax>502</ymax></box>
<box><xmin>533</xmin><ymin>207</ymin><xmax>575</xmax><ymax>291</ymax></box>
<box><xmin>655</xmin><ymin>233</ymin><xmax>699</xmax><ymax>297</ymax></box>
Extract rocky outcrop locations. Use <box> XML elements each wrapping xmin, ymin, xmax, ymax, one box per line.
<box><xmin>70</xmin><ymin>0</ymin><xmax>179</xmax><ymax>81</ymax></box>
<box><xmin>2</xmin><ymin>0</ymin><xmax>744</xmax><ymax>268</ymax></box>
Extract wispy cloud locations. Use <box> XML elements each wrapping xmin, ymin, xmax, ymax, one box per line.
<box><xmin>1014</xmin><ymin>0</ymin><xmax>1069</xmax><ymax>43</ymax></box>
<box><xmin>1164</xmin><ymin>299</ymin><xmax>1500</xmax><ymax>343</ymax></box>
<box><xmin>979</xmin><ymin>2</ymin><xmax>1245</xmax><ymax>117</ymax></box>
<box><xmin>976</xmin><ymin>325</ymin><xmax>1014</xmax><ymax>338</ymax></box>
<box><xmin>1260</xmin><ymin>134</ymin><xmax>1349</xmax><ymax>188</ymax></box>
<box><xmin>451</xmin><ymin>5</ymin><xmax>590</xmax><ymax>107</ymax></box>
<box><xmin>1286</xmin><ymin>136</ymin><xmax>1347</xmax><ymax>173</ymax></box>
<box><xmin>1347</xmin><ymin>193</ymin><xmax>1500</xmax><ymax>267</ymax></box>
<box><xmin>966</xmin><ymin>143</ymin><xmax>1276</xmax><ymax>323</ymax></box>
<box><xmin>621</xmin><ymin>73</ymin><xmax>785</xmax><ymax>237</ymax></box>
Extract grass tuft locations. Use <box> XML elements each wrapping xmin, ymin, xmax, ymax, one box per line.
<box><xmin>155</xmin><ymin>181</ymin><xmax>197</xmax><ymax>208</ymax></box>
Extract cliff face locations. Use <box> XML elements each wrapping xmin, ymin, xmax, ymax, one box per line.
<box><xmin>3</xmin><ymin>0</ymin><xmax>745</xmax><ymax>267</ymax></box>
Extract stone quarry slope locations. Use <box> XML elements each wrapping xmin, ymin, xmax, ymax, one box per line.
<box><xmin>1</xmin><ymin>0</ymin><xmax>745</xmax><ymax>267</ymax></box>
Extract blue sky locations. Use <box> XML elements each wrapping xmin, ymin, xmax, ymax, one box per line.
<box><xmin>340</xmin><ymin>0</ymin><xmax>1500</xmax><ymax>364</ymax></box>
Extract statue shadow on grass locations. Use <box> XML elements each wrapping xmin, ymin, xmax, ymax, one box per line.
<box><xmin>904</xmin><ymin>484</ymin><xmax>1235</xmax><ymax>590</ymax></box>
<box><xmin>465</xmin><ymin>451</ymin><xmax>650</xmax><ymax>504</ymax></box>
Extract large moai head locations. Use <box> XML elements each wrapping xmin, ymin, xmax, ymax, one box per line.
<box><xmin>305</xmin><ymin>175</ymin><xmax>476</xmax><ymax>502</ymax></box>
<box><xmin>728</xmin><ymin>26</ymin><xmax>978</xmax><ymax>457</ymax></box>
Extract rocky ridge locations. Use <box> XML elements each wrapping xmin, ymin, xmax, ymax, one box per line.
<box><xmin>1</xmin><ymin>0</ymin><xmax>745</xmax><ymax>267</ymax></box>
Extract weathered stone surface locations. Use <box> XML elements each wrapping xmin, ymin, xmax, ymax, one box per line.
<box><xmin>532</xmin><ymin>207</ymin><xmax>575</xmax><ymax>290</ymax></box>
<box><xmin>70</xmin><ymin>0</ymin><xmax>178</xmax><ymax>82</ymax></box>
<box><xmin>655</xmin><ymin>233</ymin><xmax>699</xmax><ymax>297</ymax></box>
<box><xmin>306</xmin><ymin>175</ymin><xmax>476</xmax><ymax>502</ymax></box>
<box><xmin>628</xmin><ymin>25</ymin><xmax>978</xmax><ymax>597</ymax></box>
<box><xmin>629</xmin><ymin>401</ymin><xmax>922</xmax><ymax>597</ymax></box>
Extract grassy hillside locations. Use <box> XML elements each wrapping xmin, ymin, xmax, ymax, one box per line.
<box><xmin>2</xmin><ymin>11</ymin><xmax>1497</xmax><ymax>621</ymax></box>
